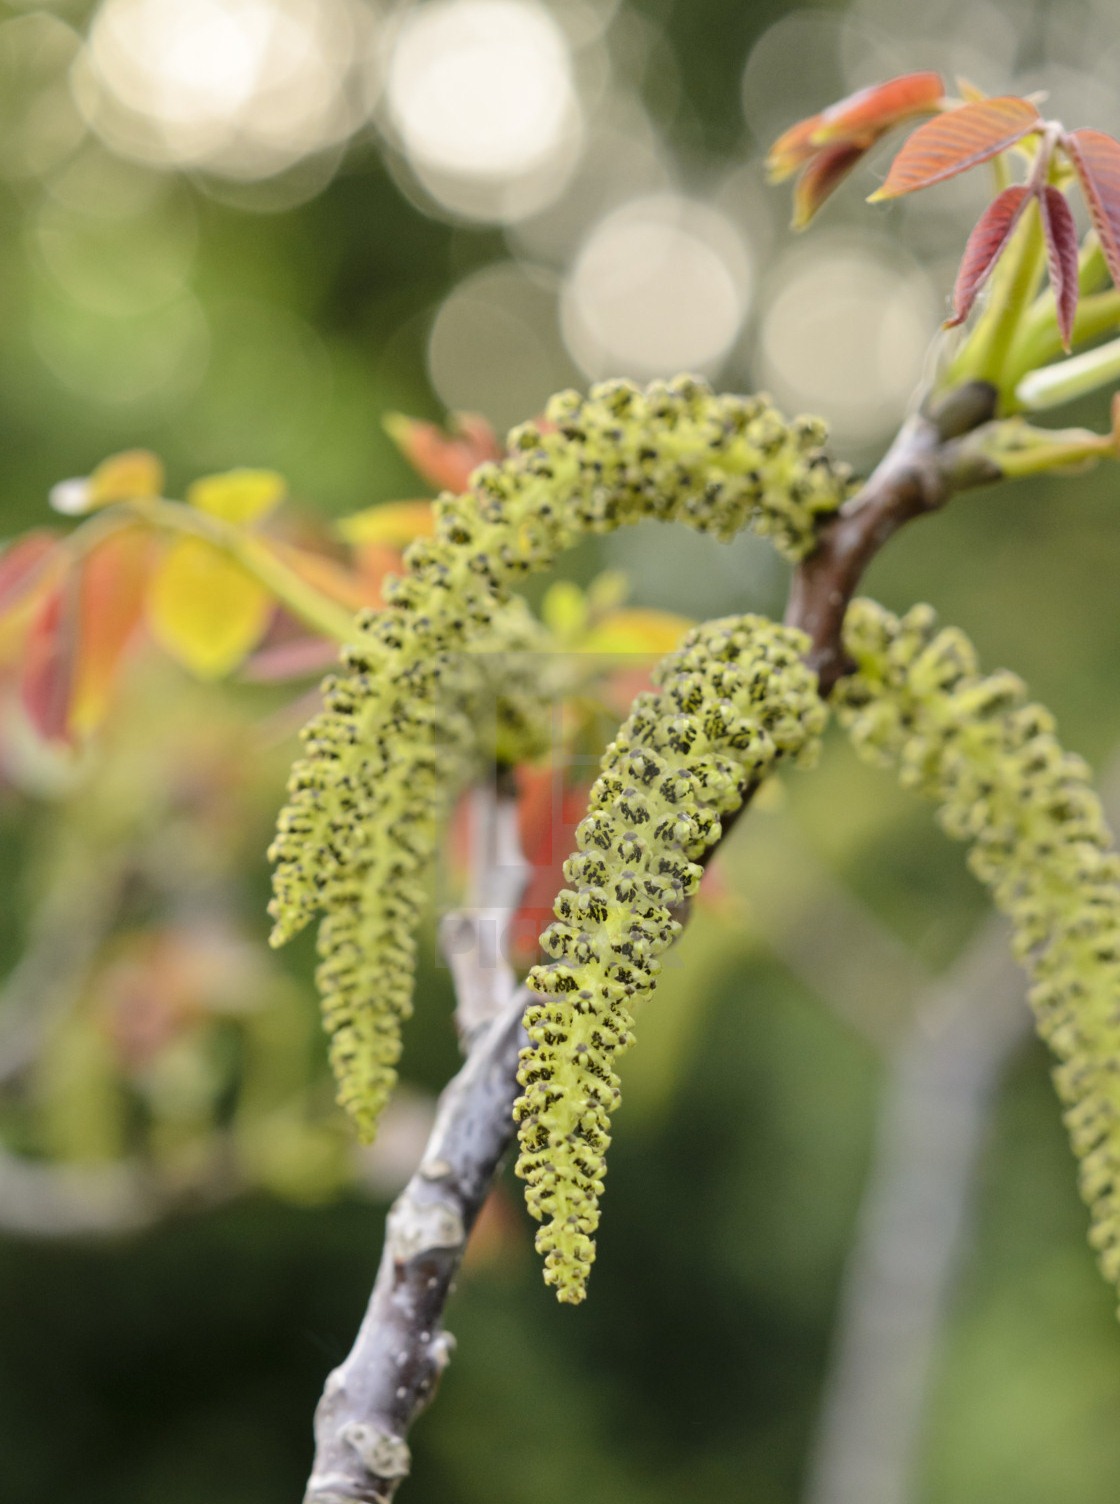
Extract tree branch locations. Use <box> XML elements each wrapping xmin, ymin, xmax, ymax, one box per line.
<box><xmin>305</xmin><ymin>773</ymin><xmax>530</xmax><ymax>1503</ymax></box>
<box><xmin>302</xmin><ymin>381</ymin><xmax>1010</xmax><ymax>1502</ymax></box>
<box><xmin>438</xmin><ymin>771</ymin><xmax>529</xmax><ymax>1045</ymax></box>
<box><xmin>786</xmin><ymin>383</ymin><xmax>1000</xmax><ymax>691</ymax></box>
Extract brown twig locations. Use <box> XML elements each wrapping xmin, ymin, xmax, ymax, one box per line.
<box><xmin>786</xmin><ymin>382</ymin><xmax>1000</xmax><ymax>690</ymax></box>
<box><xmin>301</xmin><ymin>380</ymin><xmax>1009</xmax><ymax>1503</ymax></box>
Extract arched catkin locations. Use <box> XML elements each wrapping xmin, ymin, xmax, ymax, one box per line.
<box><xmin>269</xmin><ymin>377</ymin><xmax>849</xmax><ymax>1141</ymax></box>
<box><xmin>835</xmin><ymin>598</ymin><xmax>1120</xmax><ymax>1311</ymax></box>
<box><xmin>515</xmin><ymin>615</ymin><xmax>828</xmax><ymax>1303</ymax></box>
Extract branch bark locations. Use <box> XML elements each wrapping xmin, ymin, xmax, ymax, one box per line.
<box><xmin>304</xmin><ymin>987</ymin><xmax>529</xmax><ymax>1503</ymax></box>
<box><xmin>301</xmin><ymin>380</ymin><xmax>1009</xmax><ymax>1502</ymax></box>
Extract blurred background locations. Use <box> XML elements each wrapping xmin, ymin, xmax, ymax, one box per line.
<box><xmin>3</xmin><ymin>0</ymin><xmax>1120</xmax><ymax>1500</ymax></box>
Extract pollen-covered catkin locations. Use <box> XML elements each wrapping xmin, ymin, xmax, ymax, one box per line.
<box><xmin>515</xmin><ymin>615</ymin><xmax>828</xmax><ymax>1304</ymax></box>
<box><xmin>835</xmin><ymin>598</ymin><xmax>1120</xmax><ymax>1311</ymax></box>
<box><xmin>270</xmin><ymin>377</ymin><xmax>849</xmax><ymax>1141</ymax></box>
<box><xmin>272</xmin><ymin>598</ymin><xmax>551</xmax><ymax>1142</ymax></box>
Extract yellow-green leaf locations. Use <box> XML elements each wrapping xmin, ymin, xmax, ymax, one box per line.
<box><xmin>147</xmin><ymin>537</ymin><xmax>272</xmax><ymax>678</ymax></box>
<box><xmin>541</xmin><ymin>579</ymin><xmax>588</xmax><ymax>640</ymax></box>
<box><xmin>51</xmin><ymin>449</ymin><xmax>165</xmax><ymax>515</ymax></box>
<box><xmin>187</xmin><ymin>469</ymin><xmax>286</xmax><ymax>526</ymax></box>
<box><xmin>582</xmin><ymin>608</ymin><xmax>693</xmax><ymax>656</ymax></box>
<box><xmin>335</xmin><ymin>499</ymin><xmax>435</xmax><ymax>547</ymax></box>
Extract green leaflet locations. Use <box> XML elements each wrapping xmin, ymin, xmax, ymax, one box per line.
<box><xmin>269</xmin><ymin>376</ymin><xmax>850</xmax><ymax>1142</ymax></box>
<box><xmin>836</xmin><ymin>598</ymin><xmax>1120</xmax><ymax>1312</ymax></box>
<box><xmin>515</xmin><ymin>615</ymin><xmax>828</xmax><ymax>1303</ymax></box>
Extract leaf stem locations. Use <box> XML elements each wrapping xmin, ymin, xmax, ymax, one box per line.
<box><xmin>130</xmin><ymin>499</ymin><xmax>359</xmax><ymax>645</ymax></box>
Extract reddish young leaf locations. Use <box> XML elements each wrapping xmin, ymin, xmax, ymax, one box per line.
<box><xmin>792</xmin><ymin>141</ymin><xmax>867</xmax><ymax>228</ymax></box>
<box><xmin>20</xmin><ymin>576</ymin><xmax>79</xmax><ymax>744</ymax></box>
<box><xmin>1063</xmin><ymin>128</ymin><xmax>1120</xmax><ymax>291</ymax></box>
<box><xmin>0</xmin><ymin>531</ymin><xmax>59</xmax><ymax>615</ymax></box>
<box><xmin>869</xmin><ymin>96</ymin><xmax>1041</xmax><ymax>200</ymax></box>
<box><xmin>810</xmin><ymin>70</ymin><xmax>944</xmax><ymax>147</ymax></box>
<box><xmin>766</xmin><ymin>115</ymin><xmax>821</xmax><ymax>181</ymax></box>
<box><xmin>946</xmin><ymin>184</ymin><xmax>1030</xmax><ymax>327</ymax></box>
<box><xmin>383</xmin><ymin>412</ymin><xmax>501</xmax><ymax>494</ymax></box>
<box><xmin>1039</xmin><ymin>185</ymin><xmax>1081</xmax><ymax>352</ymax></box>
<box><xmin>767</xmin><ymin>70</ymin><xmax>944</xmax><ymax>181</ymax></box>
<box><xmin>70</xmin><ymin>528</ymin><xmax>152</xmax><ymax>738</ymax></box>
<box><xmin>509</xmin><ymin>763</ymin><xmax>593</xmax><ymax>965</ymax></box>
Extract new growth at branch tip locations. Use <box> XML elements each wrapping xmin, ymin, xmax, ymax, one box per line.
<box><xmin>767</xmin><ymin>72</ymin><xmax>1120</xmax><ymax>426</ymax></box>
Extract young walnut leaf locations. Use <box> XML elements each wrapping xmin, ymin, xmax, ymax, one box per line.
<box><xmin>1039</xmin><ymin>184</ymin><xmax>1081</xmax><ymax>351</ymax></box>
<box><xmin>334</xmin><ymin>499</ymin><xmax>436</xmax><ymax>548</ymax></box>
<box><xmin>147</xmin><ymin>469</ymin><xmax>285</xmax><ymax>680</ymax></box>
<box><xmin>810</xmin><ymin>70</ymin><xmax>945</xmax><ymax>147</ymax></box>
<box><xmin>147</xmin><ymin>540</ymin><xmax>272</xmax><ymax>680</ymax></box>
<box><xmin>768</xmin><ymin>70</ymin><xmax>945</xmax><ymax>226</ymax></box>
<box><xmin>947</xmin><ymin>184</ymin><xmax>1029</xmax><ymax>327</ymax></box>
<box><xmin>1063</xmin><ymin>129</ymin><xmax>1120</xmax><ymax>291</ymax></box>
<box><xmin>69</xmin><ymin>529</ymin><xmax>151</xmax><ymax>739</ymax></box>
<box><xmin>869</xmin><ymin>96</ymin><xmax>1041</xmax><ymax>200</ymax></box>
<box><xmin>50</xmin><ymin>449</ymin><xmax>165</xmax><ymax>516</ymax></box>
<box><xmin>0</xmin><ymin>532</ymin><xmax>60</xmax><ymax>624</ymax></box>
<box><xmin>767</xmin><ymin>70</ymin><xmax>944</xmax><ymax>180</ymax></box>
<box><xmin>186</xmin><ymin>469</ymin><xmax>285</xmax><ymax>526</ymax></box>
<box><xmin>21</xmin><ymin>579</ymin><xmax>78</xmax><ymax>744</ymax></box>
<box><xmin>792</xmin><ymin>142</ymin><xmax>867</xmax><ymax>229</ymax></box>
<box><xmin>382</xmin><ymin>410</ymin><xmax>501</xmax><ymax>493</ymax></box>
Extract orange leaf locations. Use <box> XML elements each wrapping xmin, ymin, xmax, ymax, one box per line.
<box><xmin>1064</xmin><ymin>129</ymin><xmax>1120</xmax><ymax>293</ymax></box>
<box><xmin>767</xmin><ymin>71</ymin><xmax>944</xmax><ymax>182</ymax></box>
<box><xmin>1039</xmin><ymin>185</ymin><xmax>1080</xmax><ymax>352</ymax></box>
<box><xmin>383</xmin><ymin>412</ymin><xmax>501</xmax><ymax>494</ymax></box>
<box><xmin>766</xmin><ymin>115</ymin><xmax>823</xmax><ymax>183</ymax></box>
<box><xmin>0</xmin><ymin>532</ymin><xmax>64</xmax><ymax>662</ymax></box>
<box><xmin>355</xmin><ymin>542</ymin><xmax>409</xmax><ymax>595</ymax></box>
<box><xmin>792</xmin><ymin>141</ymin><xmax>867</xmax><ymax>229</ymax></box>
<box><xmin>869</xmin><ymin>97</ymin><xmax>1041</xmax><ymax>200</ymax></box>
<box><xmin>261</xmin><ymin>538</ymin><xmax>380</xmax><ymax>612</ymax></box>
<box><xmin>510</xmin><ymin>763</ymin><xmax>593</xmax><ymax>966</ymax></box>
<box><xmin>21</xmin><ymin>578</ymin><xmax>79</xmax><ymax>744</ymax></box>
<box><xmin>70</xmin><ymin>528</ymin><xmax>152</xmax><ymax>738</ymax></box>
<box><xmin>810</xmin><ymin>70</ymin><xmax>944</xmax><ymax>148</ymax></box>
<box><xmin>947</xmin><ymin>185</ymin><xmax>1030</xmax><ymax>327</ymax></box>
<box><xmin>335</xmin><ymin>499</ymin><xmax>435</xmax><ymax>548</ymax></box>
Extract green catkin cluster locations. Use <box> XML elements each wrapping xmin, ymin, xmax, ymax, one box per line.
<box><xmin>272</xmin><ymin>599</ymin><xmax>551</xmax><ymax>1142</ymax></box>
<box><xmin>835</xmin><ymin>598</ymin><xmax>1120</xmax><ymax>1310</ymax></box>
<box><xmin>270</xmin><ymin>377</ymin><xmax>850</xmax><ymax>1141</ymax></box>
<box><xmin>514</xmin><ymin>615</ymin><xmax>828</xmax><ymax>1304</ymax></box>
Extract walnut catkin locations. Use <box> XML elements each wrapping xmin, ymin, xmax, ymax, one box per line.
<box><xmin>836</xmin><ymin>597</ymin><xmax>1120</xmax><ymax>1313</ymax></box>
<box><xmin>515</xmin><ymin>615</ymin><xmax>828</xmax><ymax>1303</ymax></box>
<box><xmin>269</xmin><ymin>377</ymin><xmax>849</xmax><ymax>1142</ymax></box>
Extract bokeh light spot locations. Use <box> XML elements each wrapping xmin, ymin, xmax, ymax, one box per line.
<box><xmin>757</xmin><ymin>235</ymin><xmax>937</xmax><ymax>449</ymax></box>
<box><xmin>427</xmin><ymin>262</ymin><xmax>578</xmax><ymax>431</ymax></box>
<box><xmin>77</xmin><ymin>0</ymin><xmax>368</xmax><ymax>180</ymax></box>
<box><xmin>561</xmin><ymin>194</ymin><xmax>750</xmax><ymax>381</ymax></box>
<box><xmin>383</xmin><ymin>0</ymin><xmax>582</xmax><ymax>223</ymax></box>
